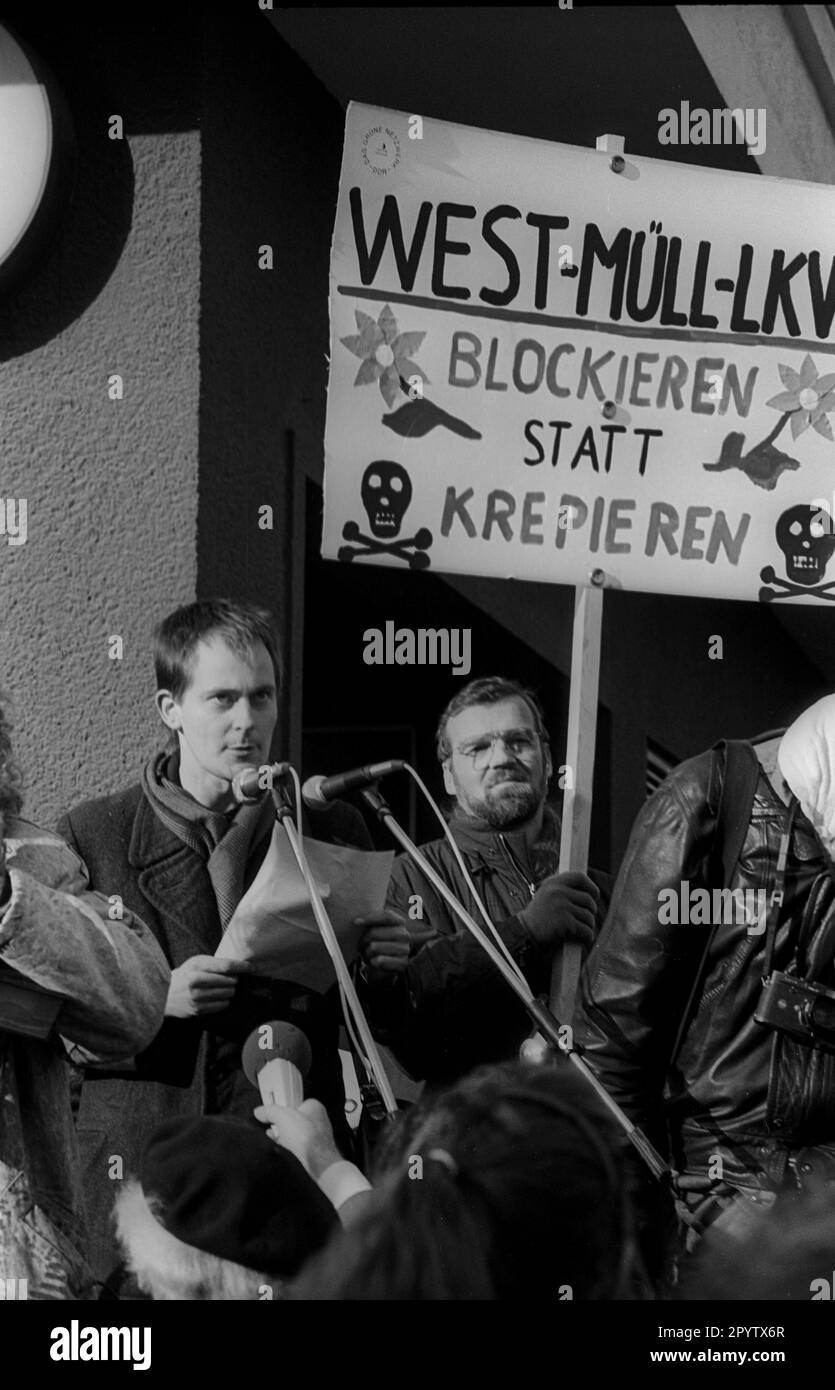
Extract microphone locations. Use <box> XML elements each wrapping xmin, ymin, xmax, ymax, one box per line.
<box><xmin>302</xmin><ymin>760</ymin><xmax>405</xmax><ymax>806</ymax></box>
<box><xmin>231</xmin><ymin>763</ymin><xmax>291</xmax><ymax>805</ymax></box>
<box><xmin>241</xmin><ymin>1020</ymin><xmax>312</xmax><ymax>1108</ymax></box>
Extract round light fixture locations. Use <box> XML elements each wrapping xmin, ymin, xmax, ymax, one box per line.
<box><xmin>0</xmin><ymin>23</ymin><xmax>73</xmax><ymax>293</ymax></box>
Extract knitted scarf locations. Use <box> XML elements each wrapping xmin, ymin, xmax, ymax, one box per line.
<box><xmin>141</xmin><ymin>751</ymin><xmax>274</xmax><ymax>929</ymax></box>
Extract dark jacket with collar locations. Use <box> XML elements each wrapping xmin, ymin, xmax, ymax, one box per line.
<box><xmin>58</xmin><ymin>781</ymin><xmax>370</xmax><ymax>1285</ymax></box>
<box><xmin>574</xmin><ymin>738</ymin><xmax>835</xmax><ymax>1195</ymax></box>
<box><xmin>367</xmin><ymin>806</ymin><xmax>609</xmax><ymax>1086</ymax></box>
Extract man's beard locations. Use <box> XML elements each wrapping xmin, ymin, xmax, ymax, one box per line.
<box><xmin>468</xmin><ymin>778</ymin><xmax>542</xmax><ymax>829</ymax></box>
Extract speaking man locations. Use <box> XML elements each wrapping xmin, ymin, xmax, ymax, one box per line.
<box><xmin>60</xmin><ymin>598</ymin><xmax>395</xmax><ymax>1291</ymax></box>
<box><xmin>361</xmin><ymin>676</ymin><xmax>607</xmax><ymax>1085</ymax></box>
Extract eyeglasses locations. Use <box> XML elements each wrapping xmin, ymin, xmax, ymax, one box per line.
<box><xmin>453</xmin><ymin>729</ymin><xmax>541</xmax><ymax>770</ymax></box>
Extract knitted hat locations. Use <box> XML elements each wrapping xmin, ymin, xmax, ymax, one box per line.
<box><xmin>140</xmin><ymin>1115</ymin><xmax>339</xmax><ymax>1279</ymax></box>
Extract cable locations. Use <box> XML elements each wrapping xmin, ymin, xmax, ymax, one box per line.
<box><xmin>283</xmin><ymin>765</ymin><xmax>372</xmax><ymax>1063</ymax></box>
<box><xmin>280</xmin><ymin>765</ymin><xmax>396</xmax><ymax>1112</ymax></box>
<box><xmin>283</xmin><ymin>763</ymin><xmax>304</xmax><ymax>845</ymax></box>
<box><xmin>402</xmin><ymin>762</ymin><xmax>529</xmax><ymax>988</ymax></box>
<box><xmin>366</xmin><ymin>798</ymin><xmax>536</xmax><ymax>1005</ymax></box>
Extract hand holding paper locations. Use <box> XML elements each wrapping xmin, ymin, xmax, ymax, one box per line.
<box><xmin>165</xmin><ymin>954</ymin><xmax>248</xmax><ymax>1019</ymax></box>
<box><xmin>216</xmin><ymin>824</ymin><xmax>394</xmax><ymax>993</ymax></box>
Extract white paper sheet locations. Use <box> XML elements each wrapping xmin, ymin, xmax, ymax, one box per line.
<box><xmin>215</xmin><ymin>824</ymin><xmax>394</xmax><ymax>993</ymax></box>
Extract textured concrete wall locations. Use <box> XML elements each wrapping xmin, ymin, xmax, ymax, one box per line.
<box><xmin>0</xmin><ymin>10</ymin><xmax>345</xmax><ymax>828</ymax></box>
<box><xmin>0</xmin><ymin>15</ymin><xmax>201</xmax><ymax>828</ymax></box>
<box><xmin>679</xmin><ymin>4</ymin><xmax>835</xmax><ymax>181</ymax></box>
<box><xmin>196</xmin><ymin>12</ymin><xmax>345</xmax><ymax>760</ymax></box>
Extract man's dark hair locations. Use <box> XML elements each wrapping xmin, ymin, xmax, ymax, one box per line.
<box><xmin>435</xmin><ymin>676</ymin><xmax>549</xmax><ymax>762</ymax></box>
<box><xmin>0</xmin><ymin>694</ymin><xmax>23</xmax><ymax>821</ymax></box>
<box><xmin>154</xmin><ymin>599</ymin><xmax>282</xmax><ymax>700</ymax></box>
<box><xmin>293</xmin><ymin>1061</ymin><xmax>642</xmax><ymax>1301</ymax></box>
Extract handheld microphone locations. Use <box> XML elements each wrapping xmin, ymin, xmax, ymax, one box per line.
<box><xmin>231</xmin><ymin>763</ymin><xmax>291</xmax><ymax>805</ymax></box>
<box><xmin>302</xmin><ymin>760</ymin><xmax>405</xmax><ymax>807</ymax></box>
<box><xmin>241</xmin><ymin>1020</ymin><xmax>312</xmax><ymax>1108</ymax></box>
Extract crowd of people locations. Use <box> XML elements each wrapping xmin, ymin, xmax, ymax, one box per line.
<box><xmin>3</xmin><ymin>596</ymin><xmax>835</xmax><ymax>1299</ymax></box>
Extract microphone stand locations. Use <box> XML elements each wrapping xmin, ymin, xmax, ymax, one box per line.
<box><xmin>361</xmin><ymin>786</ymin><xmax>669</xmax><ymax>1182</ymax></box>
<box><xmin>267</xmin><ymin>779</ymin><xmax>399</xmax><ymax>1120</ymax></box>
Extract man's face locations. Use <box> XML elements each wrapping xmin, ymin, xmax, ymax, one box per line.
<box><xmin>157</xmin><ymin>637</ymin><xmax>278</xmax><ymax>805</ymax></box>
<box><xmin>442</xmin><ymin>697</ymin><xmax>551</xmax><ymax>829</ymax></box>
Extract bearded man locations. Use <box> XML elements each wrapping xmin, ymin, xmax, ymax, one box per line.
<box><xmin>360</xmin><ymin>676</ymin><xmax>607</xmax><ymax>1086</ymax></box>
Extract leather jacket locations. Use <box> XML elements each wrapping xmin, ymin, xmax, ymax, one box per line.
<box><xmin>575</xmin><ymin>738</ymin><xmax>835</xmax><ymax>1194</ymax></box>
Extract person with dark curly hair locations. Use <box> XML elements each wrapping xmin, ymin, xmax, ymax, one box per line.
<box><xmin>0</xmin><ymin>695</ymin><xmax>169</xmax><ymax>1299</ymax></box>
<box><xmin>291</xmin><ymin>1058</ymin><xmax>644</xmax><ymax>1301</ymax></box>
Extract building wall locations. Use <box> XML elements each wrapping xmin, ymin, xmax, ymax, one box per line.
<box><xmin>679</xmin><ymin>4</ymin><xmax>835</xmax><ymax>181</ymax></box>
<box><xmin>0</xmin><ymin>10</ymin><xmax>345</xmax><ymax>828</ymax></box>
<box><xmin>0</xmin><ymin>13</ymin><xmax>202</xmax><ymax>829</ymax></box>
<box><xmin>196</xmin><ymin>12</ymin><xmax>345</xmax><ymax>758</ymax></box>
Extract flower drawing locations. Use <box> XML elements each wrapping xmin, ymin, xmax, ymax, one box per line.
<box><xmin>340</xmin><ymin>304</ymin><xmax>427</xmax><ymax>409</ymax></box>
<box><xmin>766</xmin><ymin>355</ymin><xmax>835</xmax><ymax>442</ymax></box>
<box><xmin>703</xmin><ymin>355</ymin><xmax>835</xmax><ymax>489</ymax></box>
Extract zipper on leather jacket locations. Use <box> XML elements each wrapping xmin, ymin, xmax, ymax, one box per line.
<box><xmin>498</xmin><ymin>834</ymin><xmax>537</xmax><ymax>900</ymax></box>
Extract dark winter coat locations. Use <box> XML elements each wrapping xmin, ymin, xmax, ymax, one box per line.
<box><xmin>59</xmin><ymin>783</ymin><xmax>370</xmax><ymax>1285</ymax></box>
<box><xmin>365</xmin><ymin>807</ymin><xmax>609</xmax><ymax>1086</ymax></box>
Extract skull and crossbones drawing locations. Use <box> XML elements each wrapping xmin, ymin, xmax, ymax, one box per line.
<box><xmin>760</xmin><ymin>505</ymin><xmax>835</xmax><ymax>601</ymax></box>
<box><xmin>338</xmin><ymin>461</ymin><xmax>433</xmax><ymax>570</ymax></box>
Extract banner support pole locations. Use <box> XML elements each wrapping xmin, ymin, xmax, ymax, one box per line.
<box><xmin>550</xmin><ymin>574</ymin><xmax>607</xmax><ymax>1022</ymax></box>
<box><xmin>548</xmin><ymin>131</ymin><xmax>625</xmax><ymax>1027</ymax></box>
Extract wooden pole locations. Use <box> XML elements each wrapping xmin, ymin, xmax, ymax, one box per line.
<box><xmin>550</xmin><ymin>580</ymin><xmax>605</xmax><ymax>1023</ymax></box>
<box><xmin>547</xmin><ymin>131</ymin><xmax>624</xmax><ymax>1028</ymax></box>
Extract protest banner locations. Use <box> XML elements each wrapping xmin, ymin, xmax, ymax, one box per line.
<box><xmin>322</xmin><ymin>103</ymin><xmax>835</xmax><ymax>1020</ymax></box>
<box><xmin>323</xmin><ymin>103</ymin><xmax>835</xmax><ymax>607</ymax></box>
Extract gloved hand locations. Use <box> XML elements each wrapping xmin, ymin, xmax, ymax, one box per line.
<box><xmin>357</xmin><ymin>910</ymin><xmax>410</xmax><ymax>984</ymax></box>
<box><xmin>519</xmin><ymin>870</ymin><xmax>599</xmax><ymax>948</ymax></box>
